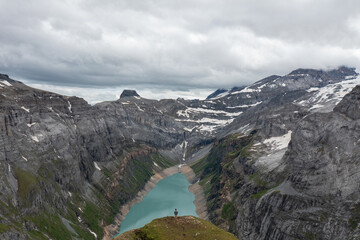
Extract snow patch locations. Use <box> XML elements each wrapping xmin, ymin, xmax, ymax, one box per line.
<box><xmin>231</xmin><ymin>86</ymin><xmax>258</xmax><ymax>94</ymax></box>
<box><xmin>26</xmin><ymin>123</ymin><xmax>36</xmax><ymax>127</ymax></box>
<box><xmin>48</xmin><ymin>107</ymin><xmax>61</xmax><ymax>117</ymax></box>
<box><xmin>176</xmin><ymin>117</ymin><xmax>235</xmax><ymax>126</ymax></box>
<box><xmin>22</xmin><ymin>155</ymin><xmax>28</xmax><ymax>162</ymax></box>
<box><xmin>255</xmin><ymin>131</ymin><xmax>293</xmax><ymax>172</ymax></box>
<box><xmin>67</xmin><ymin>101</ymin><xmax>72</xmax><ymax>113</ymax></box>
<box><xmin>177</xmin><ymin>107</ymin><xmax>242</xmax><ymax>117</ymax></box>
<box><xmin>88</xmin><ymin>229</ymin><xmax>97</xmax><ymax>238</ymax></box>
<box><xmin>177</xmin><ymin>109</ymin><xmax>190</xmax><ymax>118</ymax></box>
<box><xmin>134</xmin><ymin>103</ymin><xmax>144</xmax><ymax>112</ymax></box>
<box><xmin>263</xmin><ymin>131</ymin><xmax>292</xmax><ymax>151</ymax></box>
<box><xmin>182</xmin><ymin>140</ymin><xmax>188</xmax><ymax>161</ymax></box>
<box><xmin>345</xmin><ymin>75</ymin><xmax>357</xmax><ymax>80</ymax></box>
<box><xmin>0</xmin><ymin>80</ymin><xmax>12</xmax><ymax>87</ymax></box>
<box><xmin>227</xmin><ymin>101</ymin><xmax>262</xmax><ymax>108</ymax></box>
<box><xmin>184</xmin><ymin>127</ymin><xmax>195</xmax><ymax>132</ymax></box>
<box><xmin>21</xmin><ymin>106</ymin><xmax>30</xmax><ymax>112</ymax></box>
<box><xmin>236</xmin><ymin>123</ymin><xmax>251</xmax><ymax>133</ymax></box>
<box><xmin>31</xmin><ymin>136</ymin><xmax>39</xmax><ymax>142</ymax></box>
<box><xmin>153</xmin><ymin>162</ymin><xmax>159</xmax><ymax>167</ymax></box>
<box><xmin>310</xmin><ymin>104</ymin><xmax>324</xmax><ymax>110</ymax></box>
<box><xmin>8</xmin><ymin>164</ymin><xmax>11</xmax><ymax>172</ymax></box>
<box><xmin>297</xmin><ymin>76</ymin><xmax>360</xmax><ymax>112</ymax></box>
<box><xmin>153</xmin><ymin>107</ymin><xmax>163</xmax><ymax>114</ymax></box>
<box><xmin>209</xmin><ymin>91</ymin><xmax>229</xmax><ymax>99</ymax></box>
<box><xmin>94</xmin><ymin>162</ymin><xmax>101</xmax><ymax>171</ymax></box>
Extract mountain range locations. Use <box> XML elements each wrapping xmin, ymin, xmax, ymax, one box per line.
<box><xmin>0</xmin><ymin>66</ymin><xmax>360</xmax><ymax>239</ymax></box>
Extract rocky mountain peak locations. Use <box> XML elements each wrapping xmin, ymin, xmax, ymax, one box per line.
<box><xmin>289</xmin><ymin>66</ymin><xmax>357</xmax><ymax>79</ymax></box>
<box><xmin>120</xmin><ymin>89</ymin><xmax>140</xmax><ymax>99</ymax></box>
<box><xmin>0</xmin><ymin>73</ymin><xmax>10</xmax><ymax>80</ymax></box>
<box><xmin>206</xmin><ymin>88</ymin><xmax>228</xmax><ymax>99</ymax></box>
<box><xmin>334</xmin><ymin>85</ymin><xmax>360</xmax><ymax>120</ymax></box>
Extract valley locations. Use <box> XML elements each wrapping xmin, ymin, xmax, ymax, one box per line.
<box><xmin>0</xmin><ymin>67</ymin><xmax>360</xmax><ymax>239</ymax></box>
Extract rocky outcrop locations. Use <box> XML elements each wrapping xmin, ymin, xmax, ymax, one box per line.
<box><xmin>120</xmin><ymin>90</ymin><xmax>140</xmax><ymax>99</ymax></box>
<box><xmin>334</xmin><ymin>85</ymin><xmax>360</xmax><ymax>120</ymax></box>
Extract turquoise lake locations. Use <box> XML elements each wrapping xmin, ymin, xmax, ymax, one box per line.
<box><xmin>117</xmin><ymin>172</ymin><xmax>198</xmax><ymax>235</ymax></box>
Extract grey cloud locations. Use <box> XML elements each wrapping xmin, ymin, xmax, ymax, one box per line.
<box><xmin>0</xmin><ymin>0</ymin><xmax>360</xmax><ymax>94</ymax></box>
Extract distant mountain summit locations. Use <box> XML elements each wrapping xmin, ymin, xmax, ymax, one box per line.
<box><xmin>206</xmin><ymin>88</ymin><xmax>228</xmax><ymax>99</ymax></box>
<box><xmin>120</xmin><ymin>89</ymin><xmax>140</xmax><ymax>98</ymax></box>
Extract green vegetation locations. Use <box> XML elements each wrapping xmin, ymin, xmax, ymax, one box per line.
<box><xmin>115</xmin><ymin>216</ymin><xmax>238</xmax><ymax>240</ymax></box>
<box><xmin>28</xmin><ymin>230</ymin><xmax>49</xmax><ymax>240</ymax></box>
<box><xmin>14</xmin><ymin>168</ymin><xmax>38</xmax><ymax>202</ymax></box>
<box><xmin>82</xmin><ymin>201</ymin><xmax>103</xmax><ymax>238</ymax></box>
<box><xmin>304</xmin><ymin>232</ymin><xmax>319</xmax><ymax>240</ymax></box>
<box><xmin>250</xmin><ymin>189</ymin><xmax>271</xmax><ymax>199</ymax></box>
<box><xmin>0</xmin><ymin>223</ymin><xmax>10</xmax><ymax>233</ymax></box>
<box><xmin>29</xmin><ymin>214</ymin><xmax>73</xmax><ymax>240</ymax></box>
<box><xmin>349</xmin><ymin>203</ymin><xmax>360</xmax><ymax>229</ymax></box>
<box><xmin>221</xmin><ymin>202</ymin><xmax>237</xmax><ymax>231</ymax></box>
<box><xmin>70</xmin><ymin>223</ymin><xmax>96</xmax><ymax>240</ymax></box>
<box><xmin>222</xmin><ymin>202</ymin><xmax>236</xmax><ymax>220</ymax></box>
<box><xmin>151</xmin><ymin>153</ymin><xmax>175</xmax><ymax>169</ymax></box>
<box><xmin>249</xmin><ymin>173</ymin><xmax>268</xmax><ymax>188</ymax></box>
<box><xmin>191</xmin><ymin>155</ymin><xmax>209</xmax><ymax>175</ymax></box>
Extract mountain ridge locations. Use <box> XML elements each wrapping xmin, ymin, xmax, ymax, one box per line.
<box><xmin>0</xmin><ymin>66</ymin><xmax>359</xmax><ymax>239</ymax></box>
<box><xmin>115</xmin><ymin>216</ymin><xmax>237</xmax><ymax>240</ymax></box>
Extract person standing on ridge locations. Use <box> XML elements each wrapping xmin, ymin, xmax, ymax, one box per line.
<box><xmin>174</xmin><ymin>208</ymin><xmax>178</xmax><ymax>219</ymax></box>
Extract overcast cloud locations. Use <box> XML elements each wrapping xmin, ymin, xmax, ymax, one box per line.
<box><xmin>1</xmin><ymin>0</ymin><xmax>360</xmax><ymax>103</ymax></box>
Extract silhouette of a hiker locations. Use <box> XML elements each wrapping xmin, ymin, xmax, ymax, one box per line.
<box><xmin>174</xmin><ymin>208</ymin><xmax>178</xmax><ymax>219</ymax></box>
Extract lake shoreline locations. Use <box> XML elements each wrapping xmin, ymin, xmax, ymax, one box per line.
<box><xmin>102</xmin><ymin>164</ymin><xmax>208</xmax><ymax>240</ymax></box>
<box><xmin>180</xmin><ymin>165</ymin><xmax>209</xmax><ymax>220</ymax></box>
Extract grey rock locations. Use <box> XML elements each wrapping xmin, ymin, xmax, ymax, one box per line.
<box><xmin>119</xmin><ymin>89</ymin><xmax>140</xmax><ymax>98</ymax></box>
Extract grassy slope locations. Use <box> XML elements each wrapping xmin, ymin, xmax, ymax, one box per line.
<box><xmin>115</xmin><ymin>216</ymin><xmax>238</xmax><ymax>240</ymax></box>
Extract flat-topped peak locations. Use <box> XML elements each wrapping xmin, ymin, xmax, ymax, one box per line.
<box><xmin>120</xmin><ymin>90</ymin><xmax>140</xmax><ymax>99</ymax></box>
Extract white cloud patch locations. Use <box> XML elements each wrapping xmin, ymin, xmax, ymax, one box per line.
<box><xmin>23</xmin><ymin>82</ymin><xmax>213</xmax><ymax>104</ymax></box>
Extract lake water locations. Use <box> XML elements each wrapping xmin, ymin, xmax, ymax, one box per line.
<box><xmin>117</xmin><ymin>172</ymin><xmax>198</xmax><ymax>235</ymax></box>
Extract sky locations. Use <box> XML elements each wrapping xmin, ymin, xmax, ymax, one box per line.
<box><xmin>1</xmin><ymin>0</ymin><xmax>360</xmax><ymax>104</ymax></box>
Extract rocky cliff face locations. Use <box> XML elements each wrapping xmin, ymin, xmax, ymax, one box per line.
<box><xmin>190</xmin><ymin>69</ymin><xmax>360</xmax><ymax>239</ymax></box>
<box><xmin>0</xmin><ymin>66</ymin><xmax>359</xmax><ymax>239</ymax></box>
